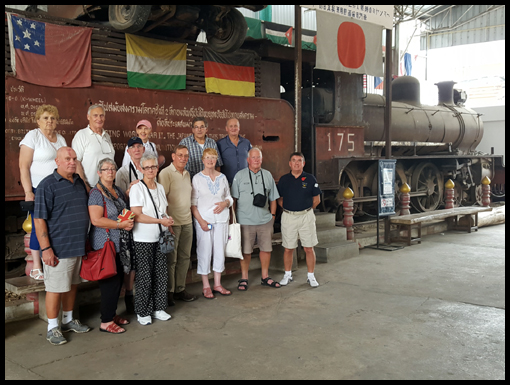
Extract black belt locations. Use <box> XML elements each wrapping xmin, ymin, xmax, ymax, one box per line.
<box><xmin>282</xmin><ymin>207</ymin><xmax>312</xmax><ymax>215</ymax></box>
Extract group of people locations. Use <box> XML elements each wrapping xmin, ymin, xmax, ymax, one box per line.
<box><xmin>19</xmin><ymin>104</ymin><xmax>322</xmax><ymax>346</ymax></box>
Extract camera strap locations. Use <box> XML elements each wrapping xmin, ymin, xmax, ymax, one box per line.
<box><xmin>249</xmin><ymin>169</ymin><xmax>266</xmax><ymax>196</ymax></box>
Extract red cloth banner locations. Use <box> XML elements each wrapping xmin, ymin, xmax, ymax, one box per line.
<box><xmin>7</xmin><ymin>13</ymin><xmax>92</xmax><ymax>88</ymax></box>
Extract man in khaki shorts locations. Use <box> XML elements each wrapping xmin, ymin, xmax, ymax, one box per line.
<box><xmin>34</xmin><ymin>147</ymin><xmax>92</xmax><ymax>345</ymax></box>
<box><xmin>231</xmin><ymin>148</ymin><xmax>281</xmax><ymax>290</ymax></box>
<box><xmin>277</xmin><ymin>152</ymin><xmax>322</xmax><ymax>287</ymax></box>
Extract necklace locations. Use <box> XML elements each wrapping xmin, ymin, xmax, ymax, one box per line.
<box><xmin>38</xmin><ymin>128</ymin><xmax>59</xmax><ymax>152</ymax></box>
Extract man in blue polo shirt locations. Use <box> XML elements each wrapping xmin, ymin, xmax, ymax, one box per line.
<box><xmin>277</xmin><ymin>152</ymin><xmax>322</xmax><ymax>287</ymax></box>
<box><xmin>34</xmin><ymin>147</ymin><xmax>91</xmax><ymax>345</ymax></box>
<box><xmin>216</xmin><ymin>118</ymin><xmax>252</xmax><ymax>185</ymax></box>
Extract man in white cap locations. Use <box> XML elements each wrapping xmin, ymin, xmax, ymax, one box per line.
<box><xmin>122</xmin><ymin>119</ymin><xmax>165</xmax><ymax>168</ymax></box>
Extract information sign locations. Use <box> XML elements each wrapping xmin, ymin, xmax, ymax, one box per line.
<box><xmin>378</xmin><ymin>159</ymin><xmax>396</xmax><ymax>216</ymax></box>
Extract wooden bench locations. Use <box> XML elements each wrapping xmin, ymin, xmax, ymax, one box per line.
<box><xmin>390</xmin><ymin>206</ymin><xmax>493</xmax><ymax>246</ymax></box>
<box><xmin>5</xmin><ymin>276</ymin><xmax>99</xmax><ymax>321</ymax></box>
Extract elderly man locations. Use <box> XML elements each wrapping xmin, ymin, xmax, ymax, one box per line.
<box><xmin>34</xmin><ymin>147</ymin><xmax>91</xmax><ymax>345</ymax></box>
<box><xmin>231</xmin><ymin>147</ymin><xmax>280</xmax><ymax>291</ymax></box>
<box><xmin>116</xmin><ymin>136</ymin><xmax>145</xmax><ymax>196</ymax></box>
<box><xmin>158</xmin><ymin>145</ymin><xmax>197</xmax><ymax>304</ymax></box>
<box><xmin>178</xmin><ymin>116</ymin><xmax>223</xmax><ymax>180</ymax></box>
<box><xmin>277</xmin><ymin>152</ymin><xmax>322</xmax><ymax>288</ymax></box>
<box><xmin>216</xmin><ymin>118</ymin><xmax>252</xmax><ymax>185</ymax></box>
<box><xmin>72</xmin><ymin>104</ymin><xmax>115</xmax><ymax>190</ymax></box>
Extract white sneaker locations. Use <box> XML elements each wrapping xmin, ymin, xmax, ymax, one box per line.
<box><xmin>307</xmin><ymin>276</ymin><xmax>320</xmax><ymax>288</ymax></box>
<box><xmin>152</xmin><ymin>310</ymin><xmax>172</xmax><ymax>321</ymax></box>
<box><xmin>137</xmin><ymin>314</ymin><xmax>152</xmax><ymax>325</ymax></box>
<box><xmin>279</xmin><ymin>275</ymin><xmax>293</xmax><ymax>286</ymax></box>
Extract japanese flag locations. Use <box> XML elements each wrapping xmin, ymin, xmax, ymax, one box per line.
<box><xmin>316</xmin><ymin>11</ymin><xmax>383</xmax><ymax>77</ymax></box>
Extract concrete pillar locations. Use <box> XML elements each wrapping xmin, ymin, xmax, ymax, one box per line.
<box><xmin>481</xmin><ymin>176</ymin><xmax>491</xmax><ymax>207</ymax></box>
<box><xmin>444</xmin><ymin>179</ymin><xmax>455</xmax><ymax>209</ymax></box>
<box><xmin>342</xmin><ymin>188</ymin><xmax>354</xmax><ymax>241</ymax></box>
<box><xmin>399</xmin><ymin>182</ymin><xmax>411</xmax><ymax>215</ymax></box>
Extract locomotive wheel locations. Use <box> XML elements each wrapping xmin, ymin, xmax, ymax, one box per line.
<box><xmin>411</xmin><ymin>162</ymin><xmax>443</xmax><ymax>212</ymax></box>
<box><xmin>108</xmin><ymin>5</ymin><xmax>151</xmax><ymax>33</ymax></box>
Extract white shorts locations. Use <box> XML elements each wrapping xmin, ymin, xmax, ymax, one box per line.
<box><xmin>281</xmin><ymin>209</ymin><xmax>318</xmax><ymax>249</ymax></box>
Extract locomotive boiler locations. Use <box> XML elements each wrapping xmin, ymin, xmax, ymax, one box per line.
<box><xmin>287</xmin><ymin>71</ymin><xmax>504</xmax><ymax>219</ymax></box>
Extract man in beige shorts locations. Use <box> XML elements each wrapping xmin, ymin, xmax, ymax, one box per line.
<box><xmin>34</xmin><ymin>147</ymin><xmax>92</xmax><ymax>345</ymax></box>
<box><xmin>231</xmin><ymin>148</ymin><xmax>281</xmax><ymax>290</ymax></box>
<box><xmin>277</xmin><ymin>152</ymin><xmax>322</xmax><ymax>287</ymax></box>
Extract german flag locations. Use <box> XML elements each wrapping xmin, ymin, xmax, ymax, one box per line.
<box><xmin>203</xmin><ymin>47</ymin><xmax>255</xmax><ymax>97</ymax></box>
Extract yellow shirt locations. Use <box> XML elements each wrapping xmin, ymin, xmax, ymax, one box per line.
<box><xmin>157</xmin><ymin>163</ymin><xmax>192</xmax><ymax>226</ymax></box>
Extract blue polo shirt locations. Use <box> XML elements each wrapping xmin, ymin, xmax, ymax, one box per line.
<box><xmin>277</xmin><ymin>171</ymin><xmax>322</xmax><ymax>211</ymax></box>
<box><xmin>34</xmin><ymin>170</ymin><xmax>90</xmax><ymax>259</ymax></box>
<box><xmin>217</xmin><ymin>135</ymin><xmax>252</xmax><ymax>184</ymax></box>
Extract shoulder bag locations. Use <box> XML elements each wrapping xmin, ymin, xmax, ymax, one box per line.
<box><xmin>81</xmin><ymin>189</ymin><xmax>117</xmax><ymax>281</ymax></box>
<box><xmin>225</xmin><ymin>209</ymin><xmax>243</xmax><ymax>260</ymax></box>
<box><xmin>140</xmin><ymin>180</ymin><xmax>175</xmax><ymax>254</ymax></box>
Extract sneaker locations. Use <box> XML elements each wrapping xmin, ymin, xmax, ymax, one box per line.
<box><xmin>279</xmin><ymin>275</ymin><xmax>293</xmax><ymax>286</ymax></box>
<box><xmin>307</xmin><ymin>276</ymin><xmax>320</xmax><ymax>288</ymax></box>
<box><xmin>152</xmin><ymin>310</ymin><xmax>172</xmax><ymax>321</ymax></box>
<box><xmin>137</xmin><ymin>314</ymin><xmax>152</xmax><ymax>325</ymax></box>
<box><xmin>174</xmin><ymin>290</ymin><xmax>197</xmax><ymax>302</ymax></box>
<box><xmin>61</xmin><ymin>319</ymin><xmax>91</xmax><ymax>333</ymax></box>
<box><xmin>46</xmin><ymin>327</ymin><xmax>67</xmax><ymax>345</ymax></box>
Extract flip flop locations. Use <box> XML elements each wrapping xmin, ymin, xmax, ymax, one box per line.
<box><xmin>113</xmin><ymin>315</ymin><xmax>130</xmax><ymax>325</ymax></box>
<box><xmin>99</xmin><ymin>322</ymin><xmax>125</xmax><ymax>334</ymax></box>
<box><xmin>261</xmin><ymin>277</ymin><xmax>281</xmax><ymax>288</ymax></box>
<box><xmin>237</xmin><ymin>279</ymin><xmax>249</xmax><ymax>291</ymax></box>
<box><xmin>202</xmin><ymin>287</ymin><xmax>215</xmax><ymax>299</ymax></box>
<box><xmin>212</xmin><ymin>286</ymin><xmax>232</xmax><ymax>296</ymax></box>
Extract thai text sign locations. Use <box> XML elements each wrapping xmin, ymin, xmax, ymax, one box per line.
<box><xmin>302</xmin><ymin>5</ymin><xmax>394</xmax><ymax>29</ymax></box>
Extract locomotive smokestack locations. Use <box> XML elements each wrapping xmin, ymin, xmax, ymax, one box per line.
<box><xmin>435</xmin><ymin>81</ymin><xmax>456</xmax><ymax>105</ymax></box>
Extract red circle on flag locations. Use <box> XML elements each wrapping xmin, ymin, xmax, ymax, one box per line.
<box><xmin>337</xmin><ymin>22</ymin><xmax>365</xmax><ymax>69</ymax></box>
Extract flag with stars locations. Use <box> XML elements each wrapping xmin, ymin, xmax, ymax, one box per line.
<box><xmin>7</xmin><ymin>13</ymin><xmax>92</xmax><ymax>88</ymax></box>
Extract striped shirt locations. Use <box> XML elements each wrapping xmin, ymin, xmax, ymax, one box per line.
<box><xmin>178</xmin><ymin>134</ymin><xmax>223</xmax><ymax>180</ymax></box>
<box><xmin>34</xmin><ymin>170</ymin><xmax>90</xmax><ymax>259</ymax></box>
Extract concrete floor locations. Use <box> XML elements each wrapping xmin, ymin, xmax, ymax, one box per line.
<box><xmin>5</xmin><ymin>224</ymin><xmax>505</xmax><ymax>380</ymax></box>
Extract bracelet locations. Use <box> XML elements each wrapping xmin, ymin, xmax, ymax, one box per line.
<box><xmin>272</xmin><ymin>214</ymin><xmax>276</xmax><ymax>217</ymax></box>
<box><xmin>41</xmin><ymin>246</ymin><xmax>52</xmax><ymax>252</ymax></box>
<box><xmin>117</xmin><ymin>222</ymin><xmax>120</xmax><ymax>229</ymax></box>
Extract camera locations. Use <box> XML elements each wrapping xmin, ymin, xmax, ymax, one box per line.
<box><xmin>252</xmin><ymin>193</ymin><xmax>267</xmax><ymax>208</ymax></box>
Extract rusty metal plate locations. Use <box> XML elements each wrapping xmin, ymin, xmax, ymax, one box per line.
<box><xmin>315</xmin><ymin>125</ymin><xmax>364</xmax><ymax>160</ymax></box>
<box><xmin>5</xmin><ymin>76</ymin><xmax>295</xmax><ymax>199</ymax></box>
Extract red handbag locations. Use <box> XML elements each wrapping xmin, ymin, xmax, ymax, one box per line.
<box><xmin>80</xmin><ymin>189</ymin><xmax>117</xmax><ymax>281</ymax></box>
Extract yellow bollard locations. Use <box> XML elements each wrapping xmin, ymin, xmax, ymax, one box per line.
<box><xmin>399</xmin><ymin>183</ymin><xmax>411</xmax><ymax>215</ymax></box>
<box><xmin>342</xmin><ymin>188</ymin><xmax>354</xmax><ymax>240</ymax></box>
<box><xmin>481</xmin><ymin>176</ymin><xmax>491</xmax><ymax>207</ymax></box>
<box><xmin>444</xmin><ymin>179</ymin><xmax>455</xmax><ymax>209</ymax></box>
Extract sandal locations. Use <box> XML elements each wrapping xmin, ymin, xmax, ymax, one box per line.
<box><xmin>113</xmin><ymin>315</ymin><xmax>130</xmax><ymax>325</ymax></box>
<box><xmin>237</xmin><ymin>279</ymin><xmax>249</xmax><ymax>291</ymax></box>
<box><xmin>202</xmin><ymin>287</ymin><xmax>215</xmax><ymax>299</ymax></box>
<box><xmin>212</xmin><ymin>286</ymin><xmax>232</xmax><ymax>296</ymax></box>
<box><xmin>100</xmin><ymin>322</ymin><xmax>125</xmax><ymax>334</ymax></box>
<box><xmin>261</xmin><ymin>277</ymin><xmax>281</xmax><ymax>288</ymax></box>
<box><xmin>29</xmin><ymin>269</ymin><xmax>44</xmax><ymax>281</ymax></box>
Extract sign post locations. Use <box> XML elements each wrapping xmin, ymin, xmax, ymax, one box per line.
<box><xmin>367</xmin><ymin>159</ymin><xmax>403</xmax><ymax>251</ymax></box>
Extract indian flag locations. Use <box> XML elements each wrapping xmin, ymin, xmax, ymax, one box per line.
<box><xmin>126</xmin><ymin>34</ymin><xmax>186</xmax><ymax>90</ymax></box>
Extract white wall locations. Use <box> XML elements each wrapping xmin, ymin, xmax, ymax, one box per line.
<box><xmin>476</xmin><ymin>105</ymin><xmax>505</xmax><ymax>164</ymax></box>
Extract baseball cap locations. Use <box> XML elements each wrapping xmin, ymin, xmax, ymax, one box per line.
<box><xmin>127</xmin><ymin>136</ymin><xmax>143</xmax><ymax>147</ymax></box>
<box><xmin>136</xmin><ymin>119</ymin><xmax>152</xmax><ymax>129</ymax></box>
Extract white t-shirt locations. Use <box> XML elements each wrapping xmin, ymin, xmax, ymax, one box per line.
<box><xmin>19</xmin><ymin>128</ymin><xmax>67</xmax><ymax>187</ymax></box>
<box><xmin>129</xmin><ymin>181</ymin><xmax>168</xmax><ymax>243</ymax></box>
<box><xmin>121</xmin><ymin>141</ymin><xmax>158</xmax><ymax>167</ymax></box>
<box><xmin>71</xmin><ymin>125</ymin><xmax>116</xmax><ymax>186</ymax></box>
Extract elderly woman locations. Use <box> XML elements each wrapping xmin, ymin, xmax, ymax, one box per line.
<box><xmin>191</xmin><ymin>148</ymin><xmax>233</xmax><ymax>299</ymax></box>
<box><xmin>19</xmin><ymin>104</ymin><xmax>67</xmax><ymax>281</ymax></box>
<box><xmin>121</xmin><ymin>119</ymin><xmax>165</xmax><ymax>168</ymax></box>
<box><xmin>129</xmin><ymin>153</ymin><xmax>174</xmax><ymax>325</ymax></box>
<box><xmin>88</xmin><ymin>158</ymin><xmax>134</xmax><ymax>334</ymax></box>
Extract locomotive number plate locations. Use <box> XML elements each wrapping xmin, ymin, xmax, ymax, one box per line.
<box><xmin>315</xmin><ymin>126</ymin><xmax>364</xmax><ymax>160</ymax></box>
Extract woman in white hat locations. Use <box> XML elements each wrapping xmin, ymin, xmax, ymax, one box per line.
<box><xmin>122</xmin><ymin>120</ymin><xmax>165</xmax><ymax>168</ymax></box>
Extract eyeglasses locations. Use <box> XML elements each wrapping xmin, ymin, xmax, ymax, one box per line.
<box><xmin>193</xmin><ymin>126</ymin><xmax>206</xmax><ymax>130</ymax></box>
<box><xmin>100</xmin><ymin>168</ymin><xmax>116</xmax><ymax>173</ymax></box>
<box><xmin>143</xmin><ymin>165</ymin><xmax>158</xmax><ymax>171</ymax></box>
